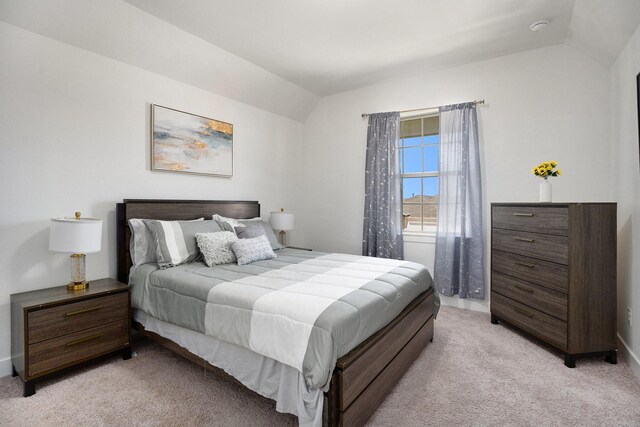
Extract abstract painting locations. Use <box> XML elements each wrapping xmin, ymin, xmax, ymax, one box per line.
<box><xmin>151</xmin><ymin>105</ymin><xmax>233</xmax><ymax>177</ymax></box>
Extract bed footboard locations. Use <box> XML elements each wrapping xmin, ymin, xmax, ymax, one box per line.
<box><xmin>324</xmin><ymin>289</ymin><xmax>435</xmax><ymax>426</ymax></box>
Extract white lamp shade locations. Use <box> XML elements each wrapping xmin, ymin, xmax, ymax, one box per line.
<box><xmin>49</xmin><ymin>217</ymin><xmax>103</xmax><ymax>254</ymax></box>
<box><xmin>270</xmin><ymin>212</ymin><xmax>294</xmax><ymax>231</ymax></box>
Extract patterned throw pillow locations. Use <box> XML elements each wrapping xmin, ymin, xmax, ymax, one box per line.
<box><xmin>235</xmin><ymin>224</ymin><xmax>266</xmax><ymax>239</ymax></box>
<box><xmin>196</xmin><ymin>232</ymin><xmax>238</xmax><ymax>266</ymax></box>
<box><xmin>146</xmin><ymin>220</ymin><xmax>224</xmax><ymax>268</ymax></box>
<box><xmin>231</xmin><ymin>235</ymin><xmax>276</xmax><ymax>265</ymax></box>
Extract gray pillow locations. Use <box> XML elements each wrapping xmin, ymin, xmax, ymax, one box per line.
<box><xmin>146</xmin><ymin>219</ymin><xmax>224</xmax><ymax>268</ymax></box>
<box><xmin>231</xmin><ymin>235</ymin><xmax>276</xmax><ymax>265</ymax></box>
<box><xmin>237</xmin><ymin>220</ymin><xmax>284</xmax><ymax>250</ymax></box>
<box><xmin>128</xmin><ymin>217</ymin><xmax>204</xmax><ymax>266</ymax></box>
<box><xmin>196</xmin><ymin>231</ymin><xmax>238</xmax><ymax>266</ymax></box>
<box><xmin>235</xmin><ymin>224</ymin><xmax>266</xmax><ymax>239</ymax></box>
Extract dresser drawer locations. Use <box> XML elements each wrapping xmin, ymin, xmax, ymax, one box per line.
<box><xmin>492</xmin><ymin>250</ymin><xmax>568</xmax><ymax>293</ymax></box>
<box><xmin>492</xmin><ymin>228</ymin><xmax>568</xmax><ymax>264</ymax></box>
<box><xmin>491</xmin><ymin>293</ymin><xmax>567</xmax><ymax>351</ymax></box>
<box><xmin>493</xmin><ymin>206</ymin><xmax>568</xmax><ymax>236</ymax></box>
<box><xmin>28</xmin><ymin>320</ymin><xmax>129</xmax><ymax>377</ymax></box>
<box><xmin>492</xmin><ymin>272</ymin><xmax>567</xmax><ymax>321</ymax></box>
<box><xmin>28</xmin><ymin>292</ymin><xmax>129</xmax><ymax>344</ymax></box>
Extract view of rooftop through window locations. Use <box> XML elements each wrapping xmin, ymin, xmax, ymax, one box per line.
<box><xmin>400</xmin><ymin>115</ymin><xmax>439</xmax><ymax>233</ymax></box>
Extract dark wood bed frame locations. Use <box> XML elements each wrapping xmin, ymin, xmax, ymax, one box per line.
<box><xmin>116</xmin><ymin>199</ymin><xmax>435</xmax><ymax>426</ymax></box>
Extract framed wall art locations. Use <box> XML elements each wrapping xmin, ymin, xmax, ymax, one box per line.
<box><xmin>151</xmin><ymin>104</ymin><xmax>233</xmax><ymax>177</ymax></box>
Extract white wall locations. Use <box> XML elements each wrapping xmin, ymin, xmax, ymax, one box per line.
<box><xmin>611</xmin><ymin>24</ymin><xmax>640</xmax><ymax>376</ymax></box>
<box><xmin>0</xmin><ymin>22</ymin><xmax>304</xmax><ymax>374</ymax></box>
<box><xmin>299</xmin><ymin>44</ymin><xmax>612</xmax><ymax>313</ymax></box>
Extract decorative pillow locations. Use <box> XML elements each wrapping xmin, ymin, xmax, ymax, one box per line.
<box><xmin>231</xmin><ymin>235</ymin><xmax>276</xmax><ymax>265</ymax></box>
<box><xmin>196</xmin><ymin>232</ymin><xmax>238</xmax><ymax>266</ymax></box>
<box><xmin>236</xmin><ymin>220</ymin><xmax>284</xmax><ymax>251</ymax></box>
<box><xmin>146</xmin><ymin>219</ymin><xmax>224</xmax><ymax>268</ymax></box>
<box><xmin>235</xmin><ymin>224</ymin><xmax>266</xmax><ymax>239</ymax></box>
<box><xmin>128</xmin><ymin>218</ymin><xmax>204</xmax><ymax>266</ymax></box>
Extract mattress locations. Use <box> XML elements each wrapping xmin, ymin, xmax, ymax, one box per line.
<box><xmin>129</xmin><ymin>249</ymin><xmax>436</xmax><ymax>391</ymax></box>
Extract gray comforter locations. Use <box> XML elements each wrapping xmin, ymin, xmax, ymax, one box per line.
<box><xmin>130</xmin><ymin>249</ymin><xmax>436</xmax><ymax>390</ymax></box>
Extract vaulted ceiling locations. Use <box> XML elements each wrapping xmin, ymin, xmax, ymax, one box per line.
<box><xmin>1</xmin><ymin>0</ymin><xmax>639</xmax><ymax>121</ymax></box>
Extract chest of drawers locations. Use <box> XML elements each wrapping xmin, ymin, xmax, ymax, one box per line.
<box><xmin>11</xmin><ymin>278</ymin><xmax>131</xmax><ymax>396</ymax></box>
<box><xmin>490</xmin><ymin>203</ymin><xmax>617</xmax><ymax>367</ymax></box>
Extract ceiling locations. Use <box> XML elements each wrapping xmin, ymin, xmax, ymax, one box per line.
<box><xmin>126</xmin><ymin>0</ymin><xmax>578</xmax><ymax>96</ymax></box>
<box><xmin>1</xmin><ymin>0</ymin><xmax>639</xmax><ymax>121</ymax></box>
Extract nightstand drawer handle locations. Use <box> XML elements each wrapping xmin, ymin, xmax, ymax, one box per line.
<box><xmin>66</xmin><ymin>333</ymin><xmax>103</xmax><ymax>347</ymax></box>
<box><xmin>514</xmin><ymin>284</ymin><xmax>534</xmax><ymax>294</ymax></box>
<box><xmin>65</xmin><ymin>305</ymin><xmax>103</xmax><ymax>317</ymax></box>
<box><xmin>513</xmin><ymin>213</ymin><xmax>535</xmax><ymax>217</ymax></box>
<box><xmin>513</xmin><ymin>307</ymin><xmax>533</xmax><ymax>318</ymax></box>
<box><xmin>514</xmin><ymin>237</ymin><xmax>535</xmax><ymax>243</ymax></box>
<box><xmin>515</xmin><ymin>261</ymin><xmax>535</xmax><ymax>268</ymax></box>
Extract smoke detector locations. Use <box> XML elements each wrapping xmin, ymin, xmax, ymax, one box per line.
<box><xmin>530</xmin><ymin>20</ymin><xmax>549</xmax><ymax>32</ymax></box>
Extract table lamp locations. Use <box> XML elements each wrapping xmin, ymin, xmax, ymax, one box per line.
<box><xmin>50</xmin><ymin>212</ymin><xmax>103</xmax><ymax>291</ymax></box>
<box><xmin>270</xmin><ymin>208</ymin><xmax>294</xmax><ymax>246</ymax></box>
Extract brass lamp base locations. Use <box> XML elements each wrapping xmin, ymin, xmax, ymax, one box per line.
<box><xmin>67</xmin><ymin>281</ymin><xmax>89</xmax><ymax>291</ymax></box>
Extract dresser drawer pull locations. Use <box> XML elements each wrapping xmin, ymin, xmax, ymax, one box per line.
<box><xmin>514</xmin><ymin>284</ymin><xmax>534</xmax><ymax>294</ymax></box>
<box><xmin>513</xmin><ymin>307</ymin><xmax>534</xmax><ymax>318</ymax></box>
<box><xmin>65</xmin><ymin>305</ymin><xmax>103</xmax><ymax>317</ymax></box>
<box><xmin>515</xmin><ymin>261</ymin><xmax>535</xmax><ymax>268</ymax></box>
<box><xmin>66</xmin><ymin>333</ymin><xmax>103</xmax><ymax>347</ymax></box>
<box><xmin>513</xmin><ymin>237</ymin><xmax>535</xmax><ymax>243</ymax></box>
<box><xmin>512</xmin><ymin>213</ymin><xmax>535</xmax><ymax>217</ymax></box>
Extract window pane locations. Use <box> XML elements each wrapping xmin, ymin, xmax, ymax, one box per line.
<box><xmin>400</xmin><ymin>118</ymin><xmax>421</xmax><ymax>139</ymax></box>
<box><xmin>422</xmin><ymin>177</ymin><xmax>438</xmax><ymax>198</ymax></box>
<box><xmin>402</xmin><ymin>147</ymin><xmax>422</xmax><ymax>173</ymax></box>
<box><xmin>403</xmin><ymin>136</ymin><xmax>421</xmax><ymax>147</ymax></box>
<box><xmin>424</xmin><ymin>145</ymin><xmax>439</xmax><ymax>172</ymax></box>
<box><xmin>402</xmin><ymin>204</ymin><xmax>422</xmax><ymax>232</ymax></box>
<box><xmin>402</xmin><ymin>177</ymin><xmax>421</xmax><ymax>200</ymax></box>
<box><xmin>423</xmin><ymin>116</ymin><xmax>439</xmax><ymax>136</ymax></box>
<box><xmin>423</xmin><ymin>203</ymin><xmax>438</xmax><ymax>232</ymax></box>
<box><xmin>424</xmin><ymin>134</ymin><xmax>439</xmax><ymax>144</ymax></box>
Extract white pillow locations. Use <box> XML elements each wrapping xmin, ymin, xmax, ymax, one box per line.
<box><xmin>231</xmin><ymin>235</ymin><xmax>276</xmax><ymax>265</ymax></box>
<box><xmin>196</xmin><ymin>231</ymin><xmax>238</xmax><ymax>266</ymax></box>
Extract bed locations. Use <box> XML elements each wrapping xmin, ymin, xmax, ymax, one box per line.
<box><xmin>116</xmin><ymin>199</ymin><xmax>437</xmax><ymax>426</ymax></box>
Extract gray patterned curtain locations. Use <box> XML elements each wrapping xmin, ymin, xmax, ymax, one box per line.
<box><xmin>434</xmin><ymin>103</ymin><xmax>484</xmax><ymax>298</ymax></box>
<box><xmin>362</xmin><ymin>112</ymin><xmax>403</xmax><ymax>259</ymax></box>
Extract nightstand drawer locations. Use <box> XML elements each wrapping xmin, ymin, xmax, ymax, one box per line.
<box><xmin>28</xmin><ymin>292</ymin><xmax>129</xmax><ymax>344</ymax></box>
<box><xmin>492</xmin><ymin>272</ymin><xmax>567</xmax><ymax>321</ymax></box>
<box><xmin>28</xmin><ymin>320</ymin><xmax>129</xmax><ymax>377</ymax></box>
<box><xmin>492</xmin><ymin>228</ymin><xmax>568</xmax><ymax>264</ymax></box>
<box><xmin>492</xmin><ymin>250</ymin><xmax>568</xmax><ymax>293</ymax></box>
<box><xmin>492</xmin><ymin>206</ymin><xmax>568</xmax><ymax>236</ymax></box>
<box><xmin>491</xmin><ymin>292</ymin><xmax>567</xmax><ymax>351</ymax></box>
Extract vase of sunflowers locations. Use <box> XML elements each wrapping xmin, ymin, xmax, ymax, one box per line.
<box><xmin>532</xmin><ymin>161</ymin><xmax>561</xmax><ymax>202</ymax></box>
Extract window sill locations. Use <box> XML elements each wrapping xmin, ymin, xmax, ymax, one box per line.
<box><xmin>403</xmin><ymin>232</ymin><xmax>436</xmax><ymax>244</ymax></box>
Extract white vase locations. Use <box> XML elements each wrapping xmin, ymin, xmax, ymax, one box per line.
<box><xmin>539</xmin><ymin>179</ymin><xmax>552</xmax><ymax>202</ymax></box>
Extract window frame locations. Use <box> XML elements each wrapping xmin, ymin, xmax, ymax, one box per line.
<box><xmin>400</xmin><ymin>112</ymin><xmax>439</xmax><ymax>236</ymax></box>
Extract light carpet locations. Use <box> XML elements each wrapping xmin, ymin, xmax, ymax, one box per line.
<box><xmin>1</xmin><ymin>306</ymin><xmax>639</xmax><ymax>426</ymax></box>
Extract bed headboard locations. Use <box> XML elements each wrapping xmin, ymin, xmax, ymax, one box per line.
<box><xmin>116</xmin><ymin>199</ymin><xmax>260</xmax><ymax>283</ymax></box>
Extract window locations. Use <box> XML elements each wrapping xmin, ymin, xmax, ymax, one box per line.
<box><xmin>400</xmin><ymin>114</ymin><xmax>439</xmax><ymax>234</ymax></box>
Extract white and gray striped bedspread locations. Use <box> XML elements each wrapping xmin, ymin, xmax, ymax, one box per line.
<box><xmin>130</xmin><ymin>248</ymin><xmax>436</xmax><ymax>390</ymax></box>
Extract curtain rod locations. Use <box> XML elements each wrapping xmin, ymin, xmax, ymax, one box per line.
<box><xmin>361</xmin><ymin>99</ymin><xmax>485</xmax><ymax>118</ymax></box>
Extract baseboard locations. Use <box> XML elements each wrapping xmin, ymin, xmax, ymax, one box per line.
<box><xmin>0</xmin><ymin>356</ymin><xmax>12</xmax><ymax>377</ymax></box>
<box><xmin>618</xmin><ymin>333</ymin><xmax>640</xmax><ymax>379</ymax></box>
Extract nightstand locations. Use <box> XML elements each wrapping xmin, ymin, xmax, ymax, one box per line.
<box><xmin>11</xmin><ymin>278</ymin><xmax>131</xmax><ymax>397</ymax></box>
